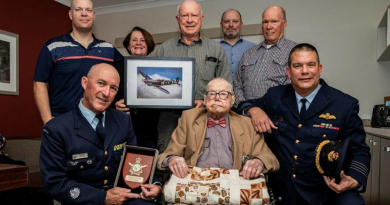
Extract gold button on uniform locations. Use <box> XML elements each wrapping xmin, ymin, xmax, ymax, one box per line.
<box><xmin>294</xmin><ymin>155</ymin><xmax>298</xmax><ymax>160</ymax></box>
<box><xmin>295</xmin><ymin>140</ymin><xmax>300</xmax><ymax>144</ymax></box>
<box><xmin>104</xmin><ymin>151</ymin><xmax>108</xmax><ymax>156</ymax></box>
<box><xmin>80</xmin><ymin>165</ymin><xmax>84</xmax><ymax>169</ymax></box>
<box><xmin>104</xmin><ymin>180</ymin><xmax>108</xmax><ymax>185</ymax></box>
<box><xmin>293</xmin><ymin>174</ymin><xmax>296</xmax><ymax>178</ymax></box>
<box><xmin>323</xmin><ymin>134</ymin><xmax>327</xmax><ymax>138</ymax></box>
<box><xmin>298</xmin><ymin>124</ymin><xmax>302</xmax><ymax>128</ymax></box>
<box><xmin>104</xmin><ymin>166</ymin><xmax>108</xmax><ymax>171</ymax></box>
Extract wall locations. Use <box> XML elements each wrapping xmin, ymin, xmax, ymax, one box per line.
<box><xmin>0</xmin><ymin>0</ymin><xmax>70</xmax><ymax>138</ymax></box>
<box><xmin>93</xmin><ymin>0</ymin><xmax>390</xmax><ymax>119</ymax></box>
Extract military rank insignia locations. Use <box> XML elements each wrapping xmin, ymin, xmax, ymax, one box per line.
<box><xmin>319</xmin><ymin>113</ymin><xmax>337</xmax><ymax>120</ymax></box>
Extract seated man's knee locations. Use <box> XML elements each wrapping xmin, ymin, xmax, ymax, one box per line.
<box><xmin>328</xmin><ymin>190</ymin><xmax>366</xmax><ymax>205</ymax></box>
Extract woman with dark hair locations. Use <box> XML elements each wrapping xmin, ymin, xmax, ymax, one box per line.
<box><xmin>122</xmin><ymin>26</ymin><xmax>155</xmax><ymax>56</ymax></box>
<box><xmin>115</xmin><ymin>27</ymin><xmax>159</xmax><ymax>149</ymax></box>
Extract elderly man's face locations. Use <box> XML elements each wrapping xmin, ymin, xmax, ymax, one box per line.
<box><xmin>204</xmin><ymin>79</ymin><xmax>235</xmax><ymax>118</ymax></box>
<box><xmin>69</xmin><ymin>0</ymin><xmax>96</xmax><ymax>32</ymax></box>
<box><xmin>81</xmin><ymin>64</ymin><xmax>119</xmax><ymax>114</ymax></box>
<box><xmin>287</xmin><ymin>50</ymin><xmax>322</xmax><ymax>97</ymax></box>
<box><xmin>262</xmin><ymin>7</ymin><xmax>286</xmax><ymax>45</ymax></box>
<box><xmin>176</xmin><ymin>1</ymin><xmax>203</xmax><ymax>38</ymax></box>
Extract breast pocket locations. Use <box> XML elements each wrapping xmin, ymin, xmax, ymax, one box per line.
<box><xmin>67</xmin><ymin>157</ymin><xmax>96</xmax><ymax>170</ymax></box>
<box><xmin>242</xmin><ymin>58</ymin><xmax>258</xmax><ymax>79</ymax></box>
<box><xmin>202</xmin><ymin>56</ymin><xmax>218</xmax><ymax>81</ymax></box>
<box><xmin>311</xmin><ymin>127</ymin><xmax>339</xmax><ymax>140</ymax></box>
<box><xmin>66</xmin><ymin>157</ymin><xmax>96</xmax><ymax>180</ymax></box>
<box><xmin>114</xmin><ymin>151</ymin><xmax>124</xmax><ymax>162</ymax></box>
<box><xmin>269</xmin><ymin>59</ymin><xmax>289</xmax><ymax>85</ymax></box>
<box><xmin>271</xmin><ymin>120</ymin><xmax>288</xmax><ymax>137</ymax></box>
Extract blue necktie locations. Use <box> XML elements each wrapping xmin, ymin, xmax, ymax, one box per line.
<box><xmin>96</xmin><ymin>113</ymin><xmax>105</xmax><ymax>142</ymax></box>
<box><xmin>300</xmin><ymin>99</ymin><xmax>307</xmax><ymax>119</ymax></box>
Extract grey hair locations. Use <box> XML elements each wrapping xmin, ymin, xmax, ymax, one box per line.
<box><xmin>176</xmin><ymin>0</ymin><xmax>203</xmax><ymax>17</ymax></box>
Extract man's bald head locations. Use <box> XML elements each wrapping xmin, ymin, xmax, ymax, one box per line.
<box><xmin>262</xmin><ymin>6</ymin><xmax>286</xmax><ymax>20</ymax></box>
<box><xmin>81</xmin><ymin>63</ymin><xmax>120</xmax><ymax>114</ymax></box>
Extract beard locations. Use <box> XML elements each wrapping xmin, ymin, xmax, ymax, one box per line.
<box><xmin>223</xmin><ymin>30</ymin><xmax>240</xmax><ymax>39</ymax></box>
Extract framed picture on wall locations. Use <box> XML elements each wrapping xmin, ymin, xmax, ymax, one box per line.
<box><xmin>124</xmin><ymin>57</ymin><xmax>195</xmax><ymax>109</ymax></box>
<box><xmin>0</xmin><ymin>30</ymin><xmax>18</xmax><ymax>95</ymax></box>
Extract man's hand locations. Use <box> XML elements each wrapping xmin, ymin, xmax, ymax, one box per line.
<box><xmin>115</xmin><ymin>99</ymin><xmax>130</xmax><ymax>115</ymax></box>
<box><xmin>194</xmin><ymin>100</ymin><xmax>204</xmax><ymax>108</ymax></box>
<box><xmin>240</xmin><ymin>158</ymin><xmax>264</xmax><ymax>179</ymax></box>
<box><xmin>247</xmin><ymin>107</ymin><xmax>276</xmax><ymax>133</ymax></box>
<box><xmin>140</xmin><ymin>184</ymin><xmax>162</xmax><ymax>201</ymax></box>
<box><xmin>168</xmin><ymin>156</ymin><xmax>189</xmax><ymax>178</ymax></box>
<box><xmin>324</xmin><ymin>171</ymin><xmax>359</xmax><ymax>194</ymax></box>
<box><xmin>105</xmin><ymin>187</ymin><xmax>139</xmax><ymax>205</ymax></box>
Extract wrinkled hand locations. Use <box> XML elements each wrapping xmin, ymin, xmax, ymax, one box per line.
<box><xmin>105</xmin><ymin>187</ymin><xmax>140</xmax><ymax>205</ymax></box>
<box><xmin>247</xmin><ymin>107</ymin><xmax>276</xmax><ymax>133</ymax></box>
<box><xmin>324</xmin><ymin>171</ymin><xmax>359</xmax><ymax>194</ymax></box>
<box><xmin>194</xmin><ymin>100</ymin><xmax>204</xmax><ymax>108</ymax></box>
<box><xmin>115</xmin><ymin>99</ymin><xmax>130</xmax><ymax>115</ymax></box>
<box><xmin>240</xmin><ymin>158</ymin><xmax>264</xmax><ymax>179</ymax></box>
<box><xmin>140</xmin><ymin>184</ymin><xmax>162</xmax><ymax>201</ymax></box>
<box><xmin>168</xmin><ymin>156</ymin><xmax>189</xmax><ymax>178</ymax></box>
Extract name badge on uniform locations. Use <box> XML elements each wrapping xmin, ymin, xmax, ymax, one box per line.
<box><xmin>72</xmin><ymin>153</ymin><xmax>88</xmax><ymax>160</ymax></box>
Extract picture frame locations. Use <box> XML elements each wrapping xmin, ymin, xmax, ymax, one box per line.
<box><xmin>0</xmin><ymin>29</ymin><xmax>18</xmax><ymax>95</ymax></box>
<box><xmin>124</xmin><ymin>57</ymin><xmax>195</xmax><ymax>109</ymax></box>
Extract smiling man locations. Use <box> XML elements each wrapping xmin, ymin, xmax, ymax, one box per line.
<box><xmin>220</xmin><ymin>9</ymin><xmax>255</xmax><ymax>77</ymax></box>
<box><xmin>237</xmin><ymin>44</ymin><xmax>370</xmax><ymax>205</ymax></box>
<box><xmin>40</xmin><ymin>63</ymin><xmax>162</xmax><ymax>205</ymax></box>
<box><xmin>155</xmin><ymin>0</ymin><xmax>231</xmax><ymax>154</ymax></box>
<box><xmin>34</xmin><ymin>0</ymin><xmax>123</xmax><ymax>124</ymax></box>
<box><xmin>233</xmin><ymin>6</ymin><xmax>297</xmax><ymax>108</ymax></box>
<box><xmin>157</xmin><ymin>78</ymin><xmax>279</xmax><ymax>180</ymax></box>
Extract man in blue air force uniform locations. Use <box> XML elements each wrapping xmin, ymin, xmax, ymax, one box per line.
<box><xmin>238</xmin><ymin>43</ymin><xmax>370</xmax><ymax>205</ymax></box>
<box><xmin>39</xmin><ymin>63</ymin><xmax>161</xmax><ymax>205</ymax></box>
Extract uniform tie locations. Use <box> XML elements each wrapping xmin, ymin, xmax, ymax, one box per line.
<box><xmin>300</xmin><ymin>99</ymin><xmax>307</xmax><ymax>119</ymax></box>
<box><xmin>96</xmin><ymin>113</ymin><xmax>105</xmax><ymax>142</ymax></box>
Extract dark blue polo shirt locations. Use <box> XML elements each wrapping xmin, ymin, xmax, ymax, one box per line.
<box><xmin>34</xmin><ymin>30</ymin><xmax>123</xmax><ymax>117</ymax></box>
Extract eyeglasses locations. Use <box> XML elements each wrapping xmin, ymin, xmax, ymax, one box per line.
<box><xmin>206</xmin><ymin>91</ymin><xmax>232</xmax><ymax>100</ymax></box>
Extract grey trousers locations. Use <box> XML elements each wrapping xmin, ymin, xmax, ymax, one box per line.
<box><xmin>157</xmin><ymin>109</ymin><xmax>183</xmax><ymax>154</ymax></box>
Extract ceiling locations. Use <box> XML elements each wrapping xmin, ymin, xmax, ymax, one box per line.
<box><xmin>55</xmin><ymin>0</ymin><xmax>211</xmax><ymax>15</ymax></box>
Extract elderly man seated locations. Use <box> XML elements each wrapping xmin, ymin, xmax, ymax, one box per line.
<box><xmin>157</xmin><ymin>78</ymin><xmax>279</xmax><ymax>179</ymax></box>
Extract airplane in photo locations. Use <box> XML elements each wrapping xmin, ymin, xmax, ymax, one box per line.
<box><xmin>139</xmin><ymin>71</ymin><xmax>180</xmax><ymax>94</ymax></box>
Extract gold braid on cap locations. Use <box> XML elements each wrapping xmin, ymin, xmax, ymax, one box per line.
<box><xmin>315</xmin><ymin>140</ymin><xmax>330</xmax><ymax>174</ymax></box>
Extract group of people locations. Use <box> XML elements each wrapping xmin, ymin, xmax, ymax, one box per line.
<box><xmin>35</xmin><ymin>0</ymin><xmax>371</xmax><ymax>205</ymax></box>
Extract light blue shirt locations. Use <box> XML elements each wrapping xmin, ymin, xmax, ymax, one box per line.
<box><xmin>220</xmin><ymin>37</ymin><xmax>255</xmax><ymax>77</ymax></box>
<box><xmin>78</xmin><ymin>99</ymin><xmax>105</xmax><ymax>130</ymax></box>
<box><xmin>295</xmin><ymin>84</ymin><xmax>322</xmax><ymax>113</ymax></box>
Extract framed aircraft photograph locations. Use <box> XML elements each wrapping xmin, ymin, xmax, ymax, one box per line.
<box><xmin>124</xmin><ymin>57</ymin><xmax>195</xmax><ymax>109</ymax></box>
